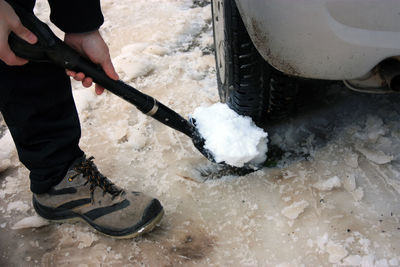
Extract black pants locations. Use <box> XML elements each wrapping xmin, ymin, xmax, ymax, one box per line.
<box><xmin>0</xmin><ymin>61</ymin><xmax>84</xmax><ymax>194</ymax></box>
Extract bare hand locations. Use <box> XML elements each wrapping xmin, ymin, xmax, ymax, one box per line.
<box><xmin>0</xmin><ymin>0</ymin><xmax>37</xmax><ymax>65</ymax></box>
<box><xmin>64</xmin><ymin>31</ymin><xmax>119</xmax><ymax>95</ymax></box>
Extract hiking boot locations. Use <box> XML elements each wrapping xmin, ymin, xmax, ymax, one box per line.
<box><xmin>32</xmin><ymin>156</ymin><xmax>164</xmax><ymax>239</ymax></box>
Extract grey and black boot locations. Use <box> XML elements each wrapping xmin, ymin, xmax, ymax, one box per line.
<box><xmin>32</xmin><ymin>156</ymin><xmax>164</xmax><ymax>239</ymax></box>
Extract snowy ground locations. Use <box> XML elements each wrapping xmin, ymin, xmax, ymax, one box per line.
<box><xmin>1</xmin><ymin>0</ymin><xmax>400</xmax><ymax>266</ymax></box>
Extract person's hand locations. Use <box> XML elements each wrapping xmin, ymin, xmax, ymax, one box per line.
<box><xmin>0</xmin><ymin>0</ymin><xmax>37</xmax><ymax>65</ymax></box>
<box><xmin>64</xmin><ymin>31</ymin><xmax>119</xmax><ymax>95</ymax></box>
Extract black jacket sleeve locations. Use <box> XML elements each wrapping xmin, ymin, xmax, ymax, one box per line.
<box><xmin>47</xmin><ymin>0</ymin><xmax>104</xmax><ymax>33</ymax></box>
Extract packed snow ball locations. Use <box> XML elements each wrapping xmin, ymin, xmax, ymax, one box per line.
<box><xmin>192</xmin><ymin>103</ymin><xmax>268</xmax><ymax>167</ymax></box>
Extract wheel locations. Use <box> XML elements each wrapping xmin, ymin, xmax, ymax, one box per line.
<box><xmin>211</xmin><ymin>0</ymin><xmax>299</xmax><ymax>125</ymax></box>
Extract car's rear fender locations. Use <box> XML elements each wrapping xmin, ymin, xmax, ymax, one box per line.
<box><xmin>235</xmin><ymin>0</ymin><xmax>400</xmax><ymax>80</ymax></box>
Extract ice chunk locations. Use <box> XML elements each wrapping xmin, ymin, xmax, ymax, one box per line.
<box><xmin>343</xmin><ymin>255</ymin><xmax>362</xmax><ymax>266</ymax></box>
<box><xmin>326</xmin><ymin>242</ymin><xmax>348</xmax><ymax>263</ymax></box>
<box><xmin>7</xmin><ymin>201</ymin><xmax>30</xmax><ymax>213</ymax></box>
<box><xmin>281</xmin><ymin>200</ymin><xmax>309</xmax><ymax>220</ymax></box>
<box><xmin>355</xmin><ymin>144</ymin><xmax>393</xmax><ymax>164</ymax></box>
<box><xmin>352</xmin><ymin>187</ymin><xmax>364</xmax><ymax>201</ymax></box>
<box><xmin>344</xmin><ymin>151</ymin><xmax>359</xmax><ymax>168</ymax></box>
<box><xmin>317</xmin><ymin>233</ymin><xmax>329</xmax><ymax>250</ymax></box>
<box><xmin>108</xmin><ymin>119</ymin><xmax>129</xmax><ymax>141</ymax></box>
<box><xmin>0</xmin><ymin>176</ymin><xmax>22</xmax><ymax>199</ymax></box>
<box><xmin>114</xmin><ymin>44</ymin><xmax>156</xmax><ymax>80</ymax></box>
<box><xmin>12</xmin><ymin>215</ymin><xmax>49</xmax><ymax>230</ymax></box>
<box><xmin>365</xmin><ymin>116</ymin><xmax>387</xmax><ymax>142</ymax></box>
<box><xmin>0</xmin><ymin>159</ymin><xmax>12</xmax><ymax>173</ymax></box>
<box><xmin>121</xmin><ymin>43</ymin><xmax>149</xmax><ymax>54</ymax></box>
<box><xmin>313</xmin><ymin>176</ymin><xmax>342</xmax><ymax>191</ymax></box>
<box><xmin>191</xmin><ymin>103</ymin><xmax>268</xmax><ymax>167</ymax></box>
<box><xmin>72</xmin><ymin>89</ymin><xmax>97</xmax><ymax>114</ymax></box>
<box><xmin>126</xmin><ymin>127</ymin><xmax>148</xmax><ymax>149</ymax></box>
<box><xmin>0</xmin><ymin>131</ymin><xmax>14</xmax><ymax>160</ymax></box>
<box><xmin>343</xmin><ymin>174</ymin><xmax>356</xmax><ymax>192</ymax></box>
<box><xmin>116</xmin><ymin>55</ymin><xmax>155</xmax><ymax>80</ymax></box>
<box><xmin>76</xmin><ymin>231</ymin><xmax>98</xmax><ymax>249</ymax></box>
<box><xmin>143</xmin><ymin>45</ymin><xmax>168</xmax><ymax>56</ymax></box>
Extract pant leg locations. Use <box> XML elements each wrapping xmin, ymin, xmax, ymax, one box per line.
<box><xmin>0</xmin><ymin>61</ymin><xmax>84</xmax><ymax>194</ymax></box>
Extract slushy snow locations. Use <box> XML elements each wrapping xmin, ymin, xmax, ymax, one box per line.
<box><xmin>1</xmin><ymin>0</ymin><xmax>400</xmax><ymax>266</ymax></box>
<box><xmin>12</xmin><ymin>215</ymin><xmax>49</xmax><ymax>230</ymax></box>
<box><xmin>192</xmin><ymin>102</ymin><xmax>268</xmax><ymax>167</ymax></box>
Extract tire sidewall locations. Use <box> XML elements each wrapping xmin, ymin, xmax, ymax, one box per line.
<box><xmin>212</xmin><ymin>0</ymin><xmax>233</xmax><ymax>102</ymax></box>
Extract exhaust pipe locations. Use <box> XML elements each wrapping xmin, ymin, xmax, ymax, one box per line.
<box><xmin>381</xmin><ymin>59</ymin><xmax>400</xmax><ymax>91</ymax></box>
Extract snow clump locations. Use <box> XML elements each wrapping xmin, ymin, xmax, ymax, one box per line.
<box><xmin>312</xmin><ymin>176</ymin><xmax>342</xmax><ymax>191</ymax></box>
<box><xmin>192</xmin><ymin>103</ymin><xmax>268</xmax><ymax>167</ymax></box>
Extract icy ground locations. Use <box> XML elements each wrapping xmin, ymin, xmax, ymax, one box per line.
<box><xmin>1</xmin><ymin>0</ymin><xmax>400</xmax><ymax>266</ymax></box>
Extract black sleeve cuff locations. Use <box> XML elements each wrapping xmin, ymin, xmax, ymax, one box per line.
<box><xmin>47</xmin><ymin>0</ymin><xmax>104</xmax><ymax>33</ymax></box>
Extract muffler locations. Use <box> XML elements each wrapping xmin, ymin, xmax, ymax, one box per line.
<box><xmin>344</xmin><ymin>59</ymin><xmax>400</xmax><ymax>93</ymax></box>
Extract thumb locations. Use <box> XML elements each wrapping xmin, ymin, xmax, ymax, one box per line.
<box><xmin>101</xmin><ymin>57</ymin><xmax>119</xmax><ymax>81</ymax></box>
<box><xmin>12</xmin><ymin>21</ymin><xmax>37</xmax><ymax>44</ymax></box>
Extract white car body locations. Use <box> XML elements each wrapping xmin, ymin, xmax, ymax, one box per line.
<box><xmin>235</xmin><ymin>0</ymin><xmax>400</xmax><ymax>81</ymax></box>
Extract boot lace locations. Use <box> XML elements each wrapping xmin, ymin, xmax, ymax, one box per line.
<box><xmin>69</xmin><ymin>157</ymin><xmax>123</xmax><ymax>201</ymax></box>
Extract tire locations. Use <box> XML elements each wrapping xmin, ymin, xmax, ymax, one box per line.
<box><xmin>211</xmin><ymin>0</ymin><xmax>299</xmax><ymax>125</ymax></box>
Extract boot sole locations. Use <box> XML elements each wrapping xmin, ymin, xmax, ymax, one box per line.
<box><xmin>33</xmin><ymin>196</ymin><xmax>164</xmax><ymax>239</ymax></box>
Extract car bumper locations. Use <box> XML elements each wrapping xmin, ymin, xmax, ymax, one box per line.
<box><xmin>236</xmin><ymin>0</ymin><xmax>400</xmax><ymax>80</ymax></box>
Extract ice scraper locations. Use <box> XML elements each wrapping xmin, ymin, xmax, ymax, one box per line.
<box><xmin>7</xmin><ymin>2</ymin><xmax>240</xmax><ymax>171</ymax></box>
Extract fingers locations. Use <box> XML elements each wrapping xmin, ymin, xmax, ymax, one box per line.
<box><xmin>0</xmin><ymin>44</ymin><xmax>28</xmax><ymax>65</ymax></box>
<box><xmin>66</xmin><ymin>70</ymin><xmax>94</xmax><ymax>88</ymax></box>
<box><xmin>0</xmin><ymin>0</ymin><xmax>37</xmax><ymax>65</ymax></box>
<box><xmin>95</xmin><ymin>84</ymin><xmax>104</xmax><ymax>95</ymax></box>
<box><xmin>64</xmin><ymin>31</ymin><xmax>119</xmax><ymax>94</ymax></box>
<box><xmin>66</xmin><ymin>70</ymin><xmax>103</xmax><ymax>95</ymax></box>
<box><xmin>82</xmin><ymin>77</ymin><xmax>93</xmax><ymax>88</ymax></box>
<box><xmin>2</xmin><ymin>0</ymin><xmax>37</xmax><ymax>44</ymax></box>
<box><xmin>66</xmin><ymin>70</ymin><xmax>107</xmax><ymax>95</ymax></box>
<box><xmin>10</xmin><ymin>21</ymin><xmax>37</xmax><ymax>44</ymax></box>
<box><xmin>93</xmin><ymin>56</ymin><xmax>118</xmax><ymax>95</ymax></box>
<box><xmin>66</xmin><ymin>56</ymin><xmax>119</xmax><ymax>94</ymax></box>
<box><xmin>101</xmin><ymin>57</ymin><xmax>119</xmax><ymax>81</ymax></box>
